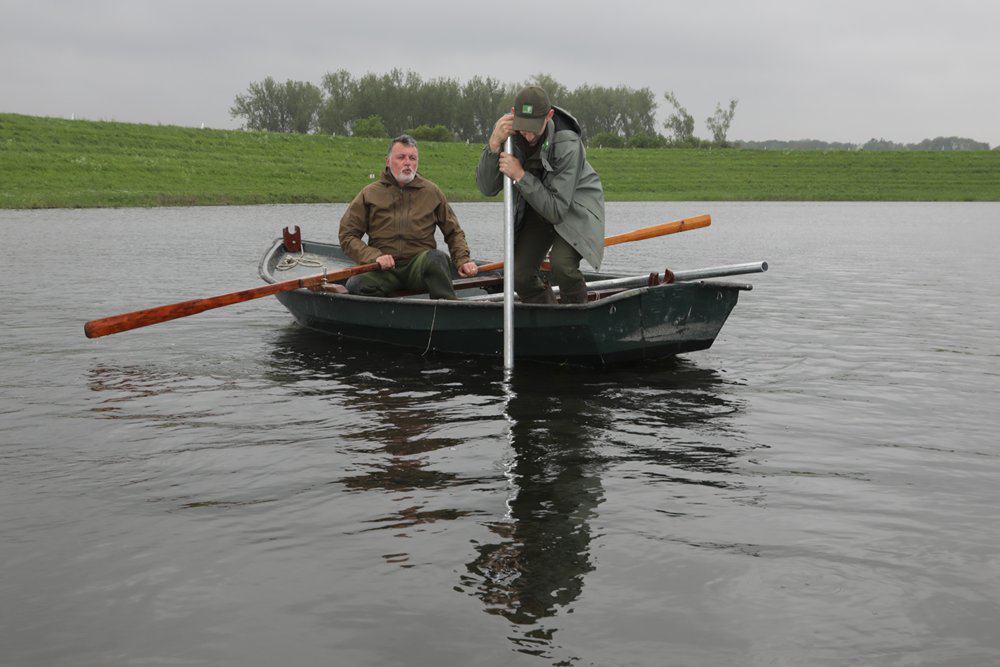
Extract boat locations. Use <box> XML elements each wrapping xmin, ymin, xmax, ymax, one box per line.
<box><xmin>258</xmin><ymin>237</ymin><xmax>761</xmax><ymax>366</ymax></box>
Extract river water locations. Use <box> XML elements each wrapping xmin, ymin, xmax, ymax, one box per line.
<box><xmin>1</xmin><ymin>202</ymin><xmax>998</xmax><ymax>666</ymax></box>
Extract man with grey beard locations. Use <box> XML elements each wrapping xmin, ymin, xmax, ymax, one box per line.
<box><xmin>339</xmin><ymin>134</ymin><xmax>478</xmax><ymax>299</ymax></box>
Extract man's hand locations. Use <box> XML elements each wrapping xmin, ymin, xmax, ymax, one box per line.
<box><xmin>458</xmin><ymin>261</ymin><xmax>479</xmax><ymax>278</ymax></box>
<box><xmin>488</xmin><ymin>112</ymin><xmax>515</xmax><ymax>153</ymax></box>
<box><xmin>376</xmin><ymin>254</ymin><xmax>395</xmax><ymax>270</ymax></box>
<box><xmin>498</xmin><ymin>152</ymin><xmax>525</xmax><ymax>182</ymax></box>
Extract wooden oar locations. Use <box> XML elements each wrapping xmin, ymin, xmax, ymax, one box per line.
<box><xmin>84</xmin><ymin>262</ymin><xmax>379</xmax><ymax>339</ymax></box>
<box><xmin>474</xmin><ymin>214</ymin><xmax>710</xmax><ymax>273</ymax></box>
<box><xmin>84</xmin><ymin>214</ymin><xmax>710</xmax><ymax>339</ymax></box>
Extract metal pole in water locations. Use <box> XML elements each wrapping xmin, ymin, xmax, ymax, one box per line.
<box><xmin>503</xmin><ymin>136</ymin><xmax>515</xmax><ymax>370</ymax></box>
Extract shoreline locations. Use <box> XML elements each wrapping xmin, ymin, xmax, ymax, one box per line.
<box><xmin>4</xmin><ymin>113</ymin><xmax>999</xmax><ymax>209</ymax></box>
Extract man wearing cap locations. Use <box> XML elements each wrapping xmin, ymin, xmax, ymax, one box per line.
<box><xmin>340</xmin><ymin>134</ymin><xmax>478</xmax><ymax>299</ymax></box>
<box><xmin>476</xmin><ymin>86</ymin><xmax>605</xmax><ymax>304</ymax></box>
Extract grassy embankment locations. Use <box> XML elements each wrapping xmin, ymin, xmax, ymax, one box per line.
<box><xmin>2</xmin><ymin>112</ymin><xmax>999</xmax><ymax>209</ymax></box>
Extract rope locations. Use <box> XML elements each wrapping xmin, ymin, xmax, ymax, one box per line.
<box><xmin>276</xmin><ymin>250</ymin><xmax>326</xmax><ymax>272</ymax></box>
<box><xmin>421</xmin><ymin>301</ymin><xmax>439</xmax><ymax>357</ymax></box>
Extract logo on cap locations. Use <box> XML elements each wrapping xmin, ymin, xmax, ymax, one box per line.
<box><xmin>522</xmin><ymin>104</ymin><xmax>533</xmax><ymax>115</ymax></box>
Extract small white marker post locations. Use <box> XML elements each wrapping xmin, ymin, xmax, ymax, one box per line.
<box><xmin>502</xmin><ymin>136</ymin><xmax>515</xmax><ymax>371</ymax></box>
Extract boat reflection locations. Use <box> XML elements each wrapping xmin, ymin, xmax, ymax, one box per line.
<box><xmin>265</xmin><ymin>327</ymin><xmax>506</xmax><ymax>530</ymax></box>
<box><xmin>266</xmin><ymin>326</ymin><xmax>748</xmax><ymax>660</ymax></box>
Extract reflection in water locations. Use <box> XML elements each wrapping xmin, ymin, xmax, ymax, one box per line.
<box><xmin>267</xmin><ymin>326</ymin><xmax>749</xmax><ymax>662</ymax></box>
<box><xmin>461</xmin><ymin>374</ymin><xmax>606</xmax><ymax>660</ymax></box>
<box><xmin>265</xmin><ymin>328</ymin><xmax>505</xmax><ymax>531</ymax></box>
<box><xmin>463</xmin><ymin>363</ymin><xmax>748</xmax><ymax>662</ymax></box>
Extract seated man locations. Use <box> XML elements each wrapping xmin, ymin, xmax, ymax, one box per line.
<box><xmin>339</xmin><ymin>134</ymin><xmax>478</xmax><ymax>299</ymax></box>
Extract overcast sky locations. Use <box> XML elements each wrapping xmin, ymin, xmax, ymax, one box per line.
<box><xmin>2</xmin><ymin>0</ymin><xmax>997</xmax><ymax>146</ymax></box>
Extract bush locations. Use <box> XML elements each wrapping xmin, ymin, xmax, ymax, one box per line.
<box><xmin>405</xmin><ymin>124</ymin><xmax>454</xmax><ymax>142</ymax></box>
<box><xmin>352</xmin><ymin>115</ymin><xmax>387</xmax><ymax>138</ymax></box>
<box><xmin>626</xmin><ymin>133</ymin><xmax>667</xmax><ymax>149</ymax></box>
<box><xmin>589</xmin><ymin>132</ymin><xmax>625</xmax><ymax>148</ymax></box>
<box><xmin>665</xmin><ymin>136</ymin><xmax>714</xmax><ymax>149</ymax></box>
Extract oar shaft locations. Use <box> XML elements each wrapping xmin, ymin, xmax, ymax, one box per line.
<box><xmin>468</xmin><ymin>261</ymin><xmax>767</xmax><ymax>302</ymax></box>
<box><xmin>672</xmin><ymin>261</ymin><xmax>768</xmax><ymax>282</ymax></box>
<box><xmin>604</xmin><ymin>214</ymin><xmax>711</xmax><ymax>247</ymax></box>
<box><xmin>84</xmin><ymin>262</ymin><xmax>378</xmax><ymax>338</ymax></box>
<box><xmin>476</xmin><ymin>214</ymin><xmax>710</xmax><ymax>273</ymax></box>
<box><xmin>84</xmin><ymin>215</ymin><xmax>712</xmax><ymax>339</ymax></box>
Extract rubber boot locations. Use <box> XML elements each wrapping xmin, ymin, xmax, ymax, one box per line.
<box><xmin>519</xmin><ymin>285</ymin><xmax>557</xmax><ymax>304</ymax></box>
<box><xmin>558</xmin><ymin>285</ymin><xmax>589</xmax><ymax>304</ymax></box>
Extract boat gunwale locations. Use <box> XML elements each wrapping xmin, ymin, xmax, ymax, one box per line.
<box><xmin>258</xmin><ymin>238</ymin><xmax>752</xmax><ymax>313</ymax></box>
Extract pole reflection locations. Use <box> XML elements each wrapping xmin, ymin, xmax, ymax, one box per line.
<box><xmin>266</xmin><ymin>327</ymin><xmax>749</xmax><ymax>660</ymax></box>
<box><xmin>459</xmin><ymin>361</ymin><xmax>748</xmax><ymax>661</ymax></box>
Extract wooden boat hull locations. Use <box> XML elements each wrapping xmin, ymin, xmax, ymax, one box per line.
<box><xmin>260</xmin><ymin>239</ymin><xmax>749</xmax><ymax>366</ymax></box>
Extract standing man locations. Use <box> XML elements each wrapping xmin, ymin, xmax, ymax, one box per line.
<box><xmin>476</xmin><ymin>86</ymin><xmax>605</xmax><ymax>304</ymax></box>
<box><xmin>340</xmin><ymin>134</ymin><xmax>478</xmax><ymax>299</ymax></box>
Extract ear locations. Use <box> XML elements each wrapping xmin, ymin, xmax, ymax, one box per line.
<box><xmin>546</xmin><ymin>109</ymin><xmax>555</xmax><ymax>120</ymax></box>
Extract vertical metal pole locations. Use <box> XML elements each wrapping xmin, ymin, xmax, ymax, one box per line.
<box><xmin>502</xmin><ymin>136</ymin><xmax>515</xmax><ymax>370</ymax></box>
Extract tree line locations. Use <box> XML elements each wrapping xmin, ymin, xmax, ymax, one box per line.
<box><xmin>229</xmin><ymin>71</ymin><xmax>993</xmax><ymax>150</ymax></box>
<box><xmin>737</xmin><ymin>137</ymin><xmax>992</xmax><ymax>151</ymax></box>
<box><xmin>230</xmin><ymin>70</ymin><xmax>739</xmax><ymax>147</ymax></box>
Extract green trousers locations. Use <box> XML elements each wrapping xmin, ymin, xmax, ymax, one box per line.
<box><xmin>514</xmin><ymin>213</ymin><xmax>587</xmax><ymax>303</ymax></box>
<box><xmin>345</xmin><ymin>249</ymin><xmax>457</xmax><ymax>299</ymax></box>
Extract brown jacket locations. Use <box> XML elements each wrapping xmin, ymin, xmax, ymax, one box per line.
<box><xmin>338</xmin><ymin>169</ymin><xmax>471</xmax><ymax>266</ymax></box>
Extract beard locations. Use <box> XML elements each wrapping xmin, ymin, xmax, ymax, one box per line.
<box><xmin>394</xmin><ymin>167</ymin><xmax>416</xmax><ymax>185</ymax></box>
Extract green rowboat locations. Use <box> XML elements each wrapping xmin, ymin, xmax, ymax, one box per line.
<box><xmin>259</xmin><ymin>238</ymin><xmax>758</xmax><ymax>366</ymax></box>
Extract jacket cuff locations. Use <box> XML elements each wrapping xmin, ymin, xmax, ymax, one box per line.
<box><xmin>358</xmin><ymin>248</ymin><xmax>382</xmax><ymax>264</ymax></box>
<box><xmin>515</xmin><ymin>172</ymin><xmax>542</xmax><ymax>195</ymax></box>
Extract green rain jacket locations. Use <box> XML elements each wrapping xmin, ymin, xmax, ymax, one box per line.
<box><xmin>475</xmin><ymin>106</ymin><xmax>606</xmax><ymax>269</ymax></box>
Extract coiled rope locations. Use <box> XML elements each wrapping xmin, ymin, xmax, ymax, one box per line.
<box><xmin>276</xmin><ymin>250</ymin><xmax>326</xmax><ymax>272</ymax></box>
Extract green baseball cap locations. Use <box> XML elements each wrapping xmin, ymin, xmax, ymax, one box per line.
<box><xmin>512</xmin><ymin>85</ymin><xmax>552</xmax><ymax>133</ymax></box>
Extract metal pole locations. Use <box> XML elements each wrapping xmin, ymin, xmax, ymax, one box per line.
<box><xmin>502</xmin><ymin>136</ymin><xmax>515</xmax><ymax>370</ymax></box>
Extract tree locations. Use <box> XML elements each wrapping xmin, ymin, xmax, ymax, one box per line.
<box><xmin>410</xmin><ymin>76</ymin><xmax>463</xmax><ymax>135</ymax></box>
<box><xmin>317</xmin><ymin>69</ymin><xmax>355</xmax><ymax>135</ymax></box>
<box><xmin>458</xmin><ymin>76</ymin><xmax>513</xmax><ymax>141</ymax></box>
<box><xmin>621</xmin><ymin>87</ymin><xmax>657</xmax><ymax>137</ymax></box>
<box><xmin>352</xmin><ymin>115</ymin><xmax>388</xmax><ymax>138</ymax></box>
<box><xmin>283</xmin><ymin>80</ymin><xmax>323</xmax><ymax>133</ymax></box>
<box><xmin>861</xmin><ymin>138</ymin><xmax>904</xmax><ymax>151</ymax></box>
<box><xmin>566</xmin><ymin>84</ymin><xmax>622</xmax><ymax>137</ymax></box>
<box><xmin>560</xmin><ymin>84</ymin><xmax>657</xmax><ymax>140</ymax></box>
<box><xmin>230</xmin><ymin>77</ymin><xmax>286</xmax><ymax>132</ymax></box>
<box><xmin>910</xmin><ymin>136</ymin><xmax>990</xmax><ymax>151</ymax></box>
<box><xmin>705</xmin><ymin>98</ymin><xmax>738</xmax><ymax>146</ymax></box>
<box><xmin>662</xmin><ymin>91</ymin><xmax>695</xmax><ymax>145</ymax></box>
<box><xmin>230</xmin><ymin>77</ymin><xmax>322</xmax><ymax>133</ymax></box>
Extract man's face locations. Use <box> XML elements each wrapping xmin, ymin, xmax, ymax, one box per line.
<box><xmin>517</xmin><ymin>110</ymin><xmax>554</xmax><ymax>145</ymax></box>
<box><xmin>387</xmin><ymin>143</ymin><xmax>418</xmax><ymax>184</ymax></box>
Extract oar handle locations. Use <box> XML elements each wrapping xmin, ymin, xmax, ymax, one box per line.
<box><xmin>84</xmin><ymin>262</ymin><xmax>378</xmax><ymax>338</ymax></box>
<box><xmin>476</xmin><ymin>214</ymin><xmax>710</xmax><ymax>273</ymax></box>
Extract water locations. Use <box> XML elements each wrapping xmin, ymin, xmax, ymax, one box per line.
<box><xmin>1</xmin><ymin>202</ymin><xmax>999</xmax><ymax>666</ymax></box>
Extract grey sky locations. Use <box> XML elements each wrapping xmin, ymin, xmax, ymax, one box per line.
<box><xmin>2</xmin><ymin>0</ymin><xmax>997</xmax><ymax>146</ymax></box>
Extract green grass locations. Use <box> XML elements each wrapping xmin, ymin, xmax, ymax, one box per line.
<box><xmin>2</xmin><ymin>112</ymin><xmax>998</xmax><ymax>208</ymax></box>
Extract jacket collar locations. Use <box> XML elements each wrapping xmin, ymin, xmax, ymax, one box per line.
<box><xmin>380</xmin><ymin>168</ymin><xmax>426</xmax><ymax>189</ymax></box>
